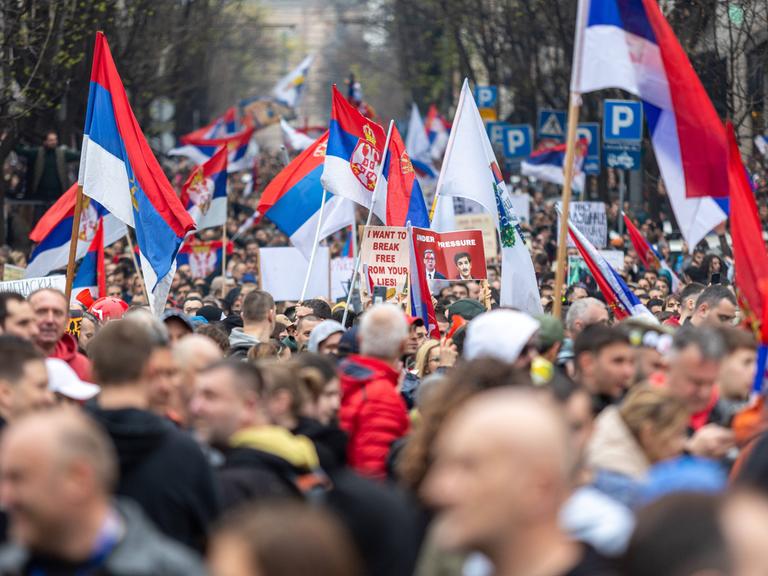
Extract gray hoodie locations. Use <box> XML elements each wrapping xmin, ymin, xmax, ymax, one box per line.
<box><xmin>228</xmin><ymin>328</ymin><xmax>260</xmax><ymax>359</ymax></box>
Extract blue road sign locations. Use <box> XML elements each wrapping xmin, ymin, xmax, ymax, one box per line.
<box><xmin>537</xmin><ymin>109</ymin><xmax>567</xmax><ymax>141</ymax></box>
<box><xmin>486</xmin><ymin>122</ymin><xmax>508</xmax><ymax>149</ymax></box>
<box><xmin>603</xmin><ymin>100</ymin><xmax>643</xmax><ymax>142</ymax></box>
<box><xmin>502</xmin><ymin>124</ymin><xmax>533</xmax><ymax>159</ymax></box>
<box><xmin>604</xmin><ymin>144</ymin><xmax>642</xmax><ymax>171</ymax></box>
<box><xmin>474</xmin><ymin>86</ymin><xmax>498</xmax><ymax>109</ymax></box>
<box><xmin>577</xmin><ymin>122</ymin><xmax>600</xmax><ymax>175</ymax></box>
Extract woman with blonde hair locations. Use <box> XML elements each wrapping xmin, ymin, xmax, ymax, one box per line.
<box><xmin>414</xmin><ymin>339</ymin><xmax>441</xmax><ymax>379</ymax></box>
<box><xmin>587</xmin><ymin>385</ymin><xmax>689</xmax><ymax>507</ymax></box>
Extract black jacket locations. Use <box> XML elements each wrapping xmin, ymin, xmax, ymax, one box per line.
<box><xmin>0</xmin><ymin>499</ymin><xmax>205</xmax><ymax>576</ymax></box>
<box><xmin>87</xmin><ymin>407</ymin><xmax>219</xmax><ymax>552</ymax></box>
<box><xmin>218</xmin><ymin>446</ymin><xmax>325</xmax><ymax>510</ymax></box>
<box><xmin>292</xmin><ymin>416</ymin><xmax>348</xmax><ymax>473</ymax></box>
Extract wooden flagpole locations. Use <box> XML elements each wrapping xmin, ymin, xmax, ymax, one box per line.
<box><xmin>222</xmin><ymin>224</ymin><xmax>228</xmax><ymax>279</ymax></box>
<box><xmin>553</xmin><ymin>0</ymin><xmax>589</xmax><ymax>320</ymax></box>
<box><xmin>552</xmin><ymin>94</ymin><xmax>582</xmax><ymax>319</ymax></box>
<box><xmin>123</xmin><ymin>229</ymin><xmax>143</xmax><ymax>284</ymax></box>
<box><xmin>64</xmin><ymin>186</ymin><xmax>85</xmax><ymax>303</ymax></box>
<box><xmin>342</xmin><ymin>119</ymin><xmax>395</xmax><ymax>327</ymax></box>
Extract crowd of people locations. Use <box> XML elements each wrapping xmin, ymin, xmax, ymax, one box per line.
<box><xmin>0</xmin><ymin>129</ymin><xmax>766</xmax><ymax>576</ymax></box>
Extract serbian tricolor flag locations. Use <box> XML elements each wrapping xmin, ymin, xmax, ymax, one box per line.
<box><xmin>408</xmin><ymin>225</ymin><xmax>441</xmax><ymax>339</ymax></box>
<box><xmin>572</xmin><ymin>0</ymin><xmax>727</xmax><ymax>247</ymax></box>
<box><xmin>728</xmin><ymin>122</ymin><xmax>768</xmax><ymax>326</ymax></box>
<box><xmin>322</xmin><ymin>85</ymin><xmax>388</xmax><ymax>217</ymax></box>
<box><xmin>425</xmin><ymin>104</ymin><xmax>450</xmax><ymax>162</ymax></box>
<box><xmin>180</xmin><ymin>107</ymin><xmax>240</xmax><ymax>144</ymax></box>
<box><xmin>27</xmin><ymin>183</ymin><xmax>126</xmax><ymax>279</ymax></box>
<box><xmin>176</xmin><ymin>239</ymin><xmax>233</xmax><ymax>280</ymax></box>
<box><xmin>384</xmin><ymin>126</ymin><xmax>430</xmax><ymax>228</ymax></box>
<box><xmin>180</xmin><ymin>145</ymin><xmax>228</xmax><ymax>231</ymax></box>
<box><xmin>406</xmin><ymin>104</ymin><xmax>437</xmax><ymax>179</ymax></box>
<box><xmin>566</xmin><ymin>209</ymin><xmax>655</xmax><ymax>321</ymax></box>
<box><xmin>79</xmin><ymin>32</ymin><xmax>195</xmax><ymax>315</ymax></box>
<box><xmin>72</xmin><ymin>218</ymin><xmax>106</xmax><ymax>299</ymax></box>
<box><xmin>521</xmin><ymin>141</ymin><xmax>587</xmax><ymax>192</ymax></box>
<box><xmin>623</xmin><ymin>212</ymin><xmax>681</xmax><ymax>293</ymax></box>
<box><xmin>257</xmin><ymin>131</ymin><xmax>355</xmax><ymax>260</ymax></box>
<box><xmin>169</xmin><ymin>126</ymin><xmax>255</xmax><ymax>173</ymax></box>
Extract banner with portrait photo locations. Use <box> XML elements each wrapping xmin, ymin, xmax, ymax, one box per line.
<box><xmin>412</xmin><ymin>227</ymin><xmax>487</xmax><ymax>282</ymax></box>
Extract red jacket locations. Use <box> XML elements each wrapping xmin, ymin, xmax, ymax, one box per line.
<box><xmin>52</xmin><ymin>333</ymin><xmax>92</xmax><ymax>381</ymax></box>
<box><xmin>339</xmin><ymin>355</ymin><xmax>409</xmax><ymax>479</ymax></box>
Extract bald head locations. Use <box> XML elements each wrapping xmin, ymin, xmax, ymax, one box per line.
<box><xmin>174</xmin><ymin>333</ymin><xmax>223</xmax><ymax>372</ymax></box>
<box><xmin>422</xmin><ymin>388</ymin><xmax>572</xmax><ymax>555</ymax></box>
<box><xmin>0</xmin><ymin>409</ymin><xmax>117</xmax><ymax>554</ymax></box>
<box><xmin>3</xmin><ymin>408</ymin><xmax>117</xmax><ymax>493</ymax></box>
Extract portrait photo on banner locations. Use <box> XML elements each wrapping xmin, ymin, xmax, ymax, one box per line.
<box><xmin>412</xmin><ymin>227</ymin><xmax>487</xmax><ymax>282</ymax></box>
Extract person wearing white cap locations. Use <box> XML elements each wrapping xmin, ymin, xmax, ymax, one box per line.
<box><xmin>45</xmin><ymin>358</ymin><xmax>101</xmax><ymax>404</ymax></box>
<box><xmin>464</xmin><ymin>310</ymin><xmax>540</xmax><ymax>370</ymax></box>
<box><xmin>307</xmin><ymin>320</ymin><xmax>345</xmax><ymax>355</ymax></box>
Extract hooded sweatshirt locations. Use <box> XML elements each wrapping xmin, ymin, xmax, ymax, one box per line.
<box><xmin>339</xmin><ymin>355</ymin><xmax>409</xmax><ymax>479</ymax></box>
<box><xmin>227</xmin><ymin>328</ymin><xmax>260</xmax><ymax>359</ymax></box>
<box><xmin>87</xmin><ymin>406</ymin><xmax>219</xmax><ymax>551</ymax></box>
<box><xmin>217</xmin><ymin>425</ymin><xmax>329</xmax><ymax>511</ymax></box>
<box><xmin>52</xmin><ymin>333</ymin><xmax>91</xmax><ymax>381</ymax></box>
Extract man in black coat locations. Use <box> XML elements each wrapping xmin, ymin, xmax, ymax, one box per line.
<box><xmin>86</xmin><ymin>317</ymin><xmax>219</xmax><ymax>552</ymax></box>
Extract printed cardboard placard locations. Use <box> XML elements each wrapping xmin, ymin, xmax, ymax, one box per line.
<box><xmin>412</xmin><ymin>227</ymin><xmax>487</xmax><ymax>281</ymax></box>
<box><xmin>358</xmin><ymin>227</ymin><xmax>410</xmax><ymax>297</ymax></box>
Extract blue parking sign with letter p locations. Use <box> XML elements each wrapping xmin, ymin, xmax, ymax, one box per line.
<box><xmin>502</xmin><ymin>125</ymin><xmax>532</xmax><ymax>159</ymax></box>
<box><xmin>577</xmin><ymin>122</ymin><xmax>600</xmax><ymax>174</ymax></box>
<box><xmin>474</xmin><ymin>86</ymin><xmax>498</xmax><ymax>109</ymax></box>
<box><xmin>486</xmin><ymin>122</ymin><xmax>507</xmax><ymax>149</ymax></box>
<box><xmin>603</xmin><ymin>100</ymin><xmax>643</xmax><ymax>142</ymax></box>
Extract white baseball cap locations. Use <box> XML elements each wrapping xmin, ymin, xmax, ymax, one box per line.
<box><xmin>45</xmin><ymin>358</ymin><xmax>101</xmax><ymax>401</ymax></box>
<box><xmin>464</xmin><ymin>310</ymin><xmax>540</xmax><ymax>363</ymax></box>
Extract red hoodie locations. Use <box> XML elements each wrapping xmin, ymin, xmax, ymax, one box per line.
<box><xmin>339</xmin><ymin>354</ymin><xmax>409</xmax><ymax>479</ymax></box>
<box><xmin>52</xmin><ymin>333</ymin><xmax>92</xmax><ymax>381</ymax></box>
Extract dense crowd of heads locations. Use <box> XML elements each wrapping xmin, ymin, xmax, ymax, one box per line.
<box><xmin>1</xmin><ymin>137</ymin><xmax>768</xmax><ymax>576</ymax></box>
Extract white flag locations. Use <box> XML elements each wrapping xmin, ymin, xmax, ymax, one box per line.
<box><xmin>406</xmin><ymin>104</ymin><xmax>437</xmax><ymax>179</ymax></box>
<box><xmin>272</xmin><ymin>54</ymin><xmax>314</xmax><ymax>109</ymax></box>
<box><xmin>281</xmin><ymin>118</ymin><xmax>316</xmax><ymax>152</ymax></box>
<box><xmin>431</xmin><ymin>79</ymin><xmax>542</xmax><ymax>315</ymax></box>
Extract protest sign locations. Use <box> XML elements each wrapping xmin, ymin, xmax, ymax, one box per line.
<box><xmin>568</xmin><ymin>251</ymin><xmax>625</xmax><ymax>286</ymax></box>
<box><xmin>412</xmin><ymin>227</ymin><xmax>487</xmax><ymax>281</ymax></box>
<box><xmin>599</xmin><ymin>250</ymin><xmax>625</xmax><ymax>273</ymax></box>
<box><xmin>2</xmin><ymin>264</ymin><xmax>25</xmax><ymax>281</ymax></box>
<box><xmin>567</xmin><ymin>256</ymin><xmax>589</xmax><ymax>286</ymax></box>
<box><xmin>259</xmin><ymin>247</ymin><xmax>330</xmax><ymax>300</ymax></box>
<box><xmin>509</xmin><ymin>193</ymin><xmax>531</xmax><ymax>224</ymax></box>
<box><xmin>0</xmin><ymin>275</ymin><xmax>66</xmax><ymax>298</ymax></box>
<box><xmin>330</xmin><ymin>257</ymin><xmax>355</xmax><ymax>301</ymax></box>
<box><xmin>358</xmin><ymin>226</ymin><xmax>410</xmax><ymax>297</ymax></box>
<box><xmin>454</xmin><ymin>213</ymin><xmax>498</xmax><ymax>262</ymax></box>
<box><xmin>557</xmin><ymin>201</ymin><xmax>607</xmax><ymax>248</ymax></box>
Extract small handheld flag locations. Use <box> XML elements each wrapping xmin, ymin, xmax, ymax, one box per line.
<box><xmin>566</xmin><ymin>211</ymin><xmax>655</xmax><ymax>322</ymax></box>
<box><xmin>27</xmin><ymin>183</ymin><xmax>126</xmax><ymax>279</ymax></box>
<box><xmin>623</xmin><ymin>212</ymin><xmax>681</xmax><ymax>293</ymax></box>
<box><xmin>73</xmin><ymin>218</ymin><xmax>106</xmax><ymax>299</ymax></box>
<box><xmin>321</xmin><ymin>85</ymin><xmax>387</xmax><ymax>216</ymax></box>
<box><xmin>180</xmin><ymin>146</ymin><xmax>228</xmax><ymax>232</ymax></box>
